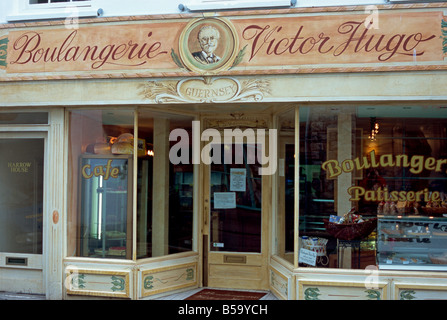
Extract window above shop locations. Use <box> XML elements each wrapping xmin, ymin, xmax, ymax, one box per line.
<box><xmin>29</xmin><ymin>0</ymin><xmax>91</xmax><ymax>7</ymax></box>
<box><xmin>387</xmin><ymin>0</ymin><xmax>445</xmax><ymax>2</ymax></box>
<box><xmin>179</xmin><ymin>0</ymin><xmax>295</xmax><ymax>11</ymax></box>
<box><xmin>7</xmin><ymin>0</ymin><xmax>102</xmax><ymax>22</ymax></box>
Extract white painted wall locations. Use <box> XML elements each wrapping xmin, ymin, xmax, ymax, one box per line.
<box><xmin>0</xmin><ymin>0</ymin><xmax>389</xmax><ymax>24</ymax></box>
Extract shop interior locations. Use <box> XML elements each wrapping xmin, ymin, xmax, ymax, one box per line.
<box><xmin>65</xmin><ymin>103</ymin><xmax>447</xmax><ymax>280</ymax></box>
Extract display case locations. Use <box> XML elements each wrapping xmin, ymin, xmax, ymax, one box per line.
<box><xmin>78</xmin><ymin>155</ymin><xmax>133</xmax><ymax>259</ymax></box>
<box><xmin>377</xmin><ymin>215</ymin><xmax>447</xmax><ymax>271</ymax></box>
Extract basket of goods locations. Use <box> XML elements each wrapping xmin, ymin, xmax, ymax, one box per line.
<box><xmin>422</xmin><ymin>200</ymin><xmax>447</xmax><ymax>216</ymax></box>
<box><xmin>324</xmin><ymin>208</ymin><xmax>377</xmax><ymax>241</ymax></box>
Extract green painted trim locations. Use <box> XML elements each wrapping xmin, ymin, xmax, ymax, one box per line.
<box><xmin>304</xmin><ymin>287</ymin><xmax>321</xmax><ymax>300</ymax></box>
<box><xmin>0</xmin><ymin>37</ymin><xmax>8</xmax><ymax>68</ymax></box>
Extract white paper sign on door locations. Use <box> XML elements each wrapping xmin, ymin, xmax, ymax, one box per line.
<box><xmin>230</xmin><ymin>168</ymin><xmax>246</xmax><ymax>192</ymax></box>
<box><xmin>214</xmin><ymin>192</ymin><xmax>236</xmax><ymax>209</ymax></box>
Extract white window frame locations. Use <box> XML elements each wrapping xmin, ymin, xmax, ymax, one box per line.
<box><xmin>7</xmin><ymin>0</ymin><xmax>102</xmax><ymax>22</ymax></box>
<box><xmin>182</xmin><ymin>0</ymin><xmax>294</xmax><ymax>11</ymax></box>
<box><xmin>26</xmin><ymin>0</ymin><xmax>92</xmax><ymax>10</ymax></box>
<box><xmin>387</xmin><ymin>0</ymin><xmax>444</xmax><ymax>2</ymax></box>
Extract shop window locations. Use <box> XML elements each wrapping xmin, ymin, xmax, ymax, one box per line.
<box><xmin>68</xmin><ymin>109</ymin><xmax>134</xmax><ymax>259</ymax></box>
<box><xmin>297</xmin><ymin>105</ymin><xmax>447</xmax><ymax>270</ymax></box>
<box><xmin>67</xmin><ymin>109</ymin><xmax>194</xmax><ymax>260</ymax></box>
<box><xmin>277</xmin><ymin>108</ymin><xmax>295</xmax><ymax>265</ymax></box>
<box><xmin>136</xmin><ymin>110</ymin><xmax>194</xmax><ymax>258</ymax></box>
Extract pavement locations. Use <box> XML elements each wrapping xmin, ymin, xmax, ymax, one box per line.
<box><xmin>0</xmin><ymin>291</ymin><xmax>46</xmax><ymax>300</ymax></box>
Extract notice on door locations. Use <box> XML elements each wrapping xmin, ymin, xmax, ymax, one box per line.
<box><xmin>214</xmin><ymin>192</ymin><xmax>236</xmax><ymax>209</ymax></box>
<box><xmin>230</xmin><ymin>168</ymin><xmax>246</xmax><ymax>192</ymax></box>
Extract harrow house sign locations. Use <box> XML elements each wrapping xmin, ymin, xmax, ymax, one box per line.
<box><xmin>0</xmin><ymin>10</ymin><xmax>446</xmax><ymax>80</ymax></box>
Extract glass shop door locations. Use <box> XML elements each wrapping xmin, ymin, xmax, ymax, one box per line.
<box><xmin>0</xmin><ymin>132</ymin><xmax>46</xmax><ymax>294</ymax></box>
<box><xmin>204</xmin><ymin>142</ymin><xmax>270</xmax><ymax>290</ymax></box>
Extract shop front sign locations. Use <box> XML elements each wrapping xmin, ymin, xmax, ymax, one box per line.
<box><xmin>0</xmin><ymin>8</ymin><xmax>446</xmax><ymax>80</ymax></box>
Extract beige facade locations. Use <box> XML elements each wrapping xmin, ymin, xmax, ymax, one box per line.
<box><xmin>1</xmin><ymin>4</ymin><xmax>447</xmax><ymax>300</ymax></box>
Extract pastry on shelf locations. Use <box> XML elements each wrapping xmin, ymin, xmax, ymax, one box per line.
<box><xmin>428</xmin><ymin>252</ymin><xmax>447</xmax><ymax>264</ymax></box>
<box><xmin>105</xmin><ymin>231</ymin><xmax>126</xmax><ymax>238</ymax></box>
<box><xmin>406</xmin><ymin>226</ymin><xmax>430</xmax><ymax>236</ymax></box>
<box><xmin>382</xmin><ymin>227</ymin><xmax>402</xmax><ymax>236</ymax></box>
<box><xmin>108</xmin><ymin>246</ymin><xmax>126</xmax><ymax>256</ymax></box>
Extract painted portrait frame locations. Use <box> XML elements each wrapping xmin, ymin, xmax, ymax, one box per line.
<box><xmin>179</xmin><ymin>17</ymin><xmax>239</xmax><ymax>73</ymax></box>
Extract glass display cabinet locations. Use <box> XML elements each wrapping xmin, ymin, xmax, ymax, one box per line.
<box><xmin>377</xmin><ymin>215</ymin><xmax>447</xmax><ymax>271</ymax></box>
<box><xmin>78</xmin><ymin>155</ymin><xmax>133</xmax><ymax>259</ymax></box>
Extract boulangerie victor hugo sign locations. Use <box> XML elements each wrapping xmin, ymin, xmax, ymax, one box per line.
<box><xmin>0</xmin><ymin>9</ymin><xmax>446</xmax><ymax>79</ymax></box>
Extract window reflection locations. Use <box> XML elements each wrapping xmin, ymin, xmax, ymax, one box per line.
<box><xmin>0</xmin><ymin>139</ymin><xmax>44</xmax><ymax>254</ymax></box>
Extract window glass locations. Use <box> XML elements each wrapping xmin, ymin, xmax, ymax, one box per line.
<box><xmin>0</xmin><ymin>138</ymin><xmax>44</xmax><ymax>254</ymax></box>
<box><xmin>277</xmin><ymin>108</ymin><xmax>295</xmax><ymax>264</ymax></box>
<box><xmin>0</xmin><ymin>113</ymin><xmax>48</xmax><ymax>125</ymax></box>
<box><xmin>210</xmin><ymin>144</ymin><xmax>262</xmax><ymax>253</ymax></box>
<box><xmin>68</xmin><ymin>109</ymin><xmax>195</xmax><ymax>260</ymax></box>
<box><xmin>298</xmin><ymin>106</ymin><xmax>447</xmax><ymax>270</ymax></box>
<box><xmin>29</xmin><ymin>0</ymin><xmax>90</xmax><ymax>4</ymax></box>
<box><xmin>137</xmin><ymin>111</ymin><xmax>194</xmax><ymax>258</ymax></box>
<box><xmin>68</xmin><ymin>109</ymin><xmax>134</xmax><ymax>259</ymax></box>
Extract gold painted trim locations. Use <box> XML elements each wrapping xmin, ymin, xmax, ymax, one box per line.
<box><xmin>2</xmin><ymin>64</ymin><xmax>447</xmax><ymax>83</ymax></box>
<box><xmin>140</xmin><ymin>262</ymin><xmax>198</xmax><ymax>297</ymax></box>
<box><xmin>65</xmin><ymin>268</ymin><xmax>131</xmax><ymax>299</ymax></box>
<box><xmin>270</xmin><ymin>267</ymin><xmax>289</xmax><ymax>300</ymax></box>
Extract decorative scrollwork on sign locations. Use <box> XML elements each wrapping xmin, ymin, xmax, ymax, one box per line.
<box><xmin>0</xmin><ymin>37</ymin><xmax>8</xmax><ymax>69</ymax></box>
<box><xmin>304</xmin><ymin>287</ymin><xmax>321</xmax><ymax>300</ymax></box>
<box><xmin>71</xmin><ymin>273</ymin><xmax>86</xmax><ymax>289</ymax></box>
<box><xmin>111</xmin><ymin>275</ymin><xmax>125</xmax><ymax>292</ymax></box>
<box><xmin>138</xmin><ymin>77</ymin><xmax>270</xmax><ymax>104</ymax></box>
<box><xmin>442</xmin><ymin>19</ymin><xmax>447</xmax><ymax>54</ymax></box>
<box><xmin>143</xmin><ymin>275</ymin><xmax>154</xmax><ymax>290</ymax></box>
<box><xmin>365</xmin><ymin>289</ymin><xmax>381</xmax><ymax>300</ymax></box>
<box><xmin>138</xmin><ymin>80</ymin><xmax>179</xmax><ymax>102</ymax></box>
<box><xmin>400</xmin><ymin>290</ymin><xmax>416</xmax><ymax>300</ymax></box>
<box><xmin>185</xmin><ymin>268</ymin><xmax>194</xmax><ymax>281</ymax></box>
<box><xmin>237</xmin><ymin>78</ymin><xmax>271</xmax><ymax>102</ymax></box>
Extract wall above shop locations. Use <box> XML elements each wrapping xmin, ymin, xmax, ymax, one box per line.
<box><xmin>0</xmin><ymin>0</ymin><xmax>405</xmax><ymax>24</ymax></box>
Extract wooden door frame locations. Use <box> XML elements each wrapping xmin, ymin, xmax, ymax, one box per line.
<box><xmin>199</xmin><ymin>114</ymin><xmax>272</xmax><ymax>290</ymax></box>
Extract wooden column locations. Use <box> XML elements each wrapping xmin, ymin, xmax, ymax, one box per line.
<box><xmin>337</xmin><ymin>112</ymin><xmax>353</xmax><ymax>216</ymax></box>
<box><xmin>337</xmin><ymin>112</ymin><xmax>353</xmax><ymax>268</ymax></box>
<box><xmin>46</xmin><ymin>108</ymin><xmax>64</xmax><ymax>299</ymax></box>
<box><xmin>152</xmin><ymin>118</ymin><xmax>170</xmax><ymax>257</ymax></box>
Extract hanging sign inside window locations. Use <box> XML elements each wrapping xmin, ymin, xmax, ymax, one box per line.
<box><xmin>299</xmin><ymin>248</ymin><xmax>317</xmax><ymax>266</ymax></box>
<box><xmin>230</xmin><ymin>168</ymin><xmax>246</xmax><ymax>192</ymax></box>
<box><xmin>214</xmin><ymin>192</ymin><xmax>236</xmax><ymax>209</ymax></box>
<box><xmin>82</xmin><ymin>159</ymin><xmax>120</xmax><ymax>180</ymax></box>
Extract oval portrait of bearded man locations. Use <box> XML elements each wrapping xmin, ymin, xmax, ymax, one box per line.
<box><xmin>179</xmin><ymin>18</ymin><xmax>239</xmax><ymax>73</ymax></box>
